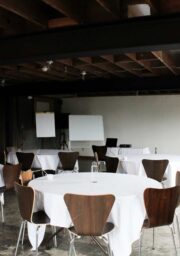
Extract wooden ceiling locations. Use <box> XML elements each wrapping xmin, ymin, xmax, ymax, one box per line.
<box><xmin>0</xmin><ymin>0</ymin><xmax>180</xmax><ymax>96</ymax></box>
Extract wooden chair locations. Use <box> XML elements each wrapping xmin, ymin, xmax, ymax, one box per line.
<box><xmin>105</xmin><ymin>138</ymin><xmax>117</xmax><ymax>147</ymax></box>
<box><xmin>16</xmin><ymin>152</ymin><xmax>42</xmax><ymax>184</ymax></box>
<box><xmin>0</xmin><ymin>149</ymin><xmax>6</xmax><ymax>165</ymax></box>
<box><xmin>64</xmin><ymin>193</ymin><xmax>115</xmax><ymax>256</ymax></box>
<box><xmin>105</xmin><ymin>156</ymin><xmax>119</xmax><ymax>173</ymax></box>
<box><xmin>92</xmin><ymin>145</ymin><xmax>107</xmax><ymax>162</ymax></box>
<box><xmin>142</xmin><ymin>159</ymin><xmax>169</xmax><ymax>183</ymax></box>
<box><xmin>139</xmin><ymin>186</ymin><xmax>180</xmax><ymax>256</ymax></box>
<box><xmin>174</xmin><ymin>171</ymin><xmax>180</xmax><ymax>242</ymax></box>
<box><xmin>14</xmin><ymin>182</ymin><xmax>51</xmax><ymax>256</ymax></box>
<box><xmin>58</xmin><ymin>151</ymin><xmax>79</xmax><ymax>172</ymax></box>
<box><xmin>0</xmin><ymin>164</ymin><xmax>21</xmax><ymax>223</ymax></box>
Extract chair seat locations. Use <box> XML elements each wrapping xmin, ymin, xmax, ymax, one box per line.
<box><xmin>32</xmin><ymin>210</ymin><xmax>50</xmax><ymax>224</ymax></box>
<box><xmin>68</xmin><ymin>222</ymin><xmax>114</xmax><ymax>236</ymax></box>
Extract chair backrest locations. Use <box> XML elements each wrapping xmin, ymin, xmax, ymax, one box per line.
<box><xmin>105</xmin><ymin>138</ymin><xmax>117</xmax><ymax>147</ymax></box>
<box><xmin>105</xmin><ymin>156</ymin><xmax>119</xmax><ymax>173</ymax></box>
<box><xmin>92</xmin><ymin>145</ymin><xmax>107</xmax><ymax>161</ymax></box>
<box><xmin>58</xmin><ymin>151</ymin><xmax>79</xmax><ymax>170</ymax></box>
<box><xmin>64</xmin><ymin>194</ymin><xmax>115</xmax><ymax>236</ymax></box>
<box><xmin>14</xmin><ymin>182</ymin><xmax>34</xmax><ymax>222</ymax></box>
<box><xmin>144</xmin><ymin>186</ymin><xmax>180</xmax><ymax>228</ymax></box>
<box><xmin>0</xmin><ymin>150</ymin><xmax>6</xmax><ymax>165</ymax></box>
<box><xmin>142</xmin><ymin>159</ymin><xmax>169</xmax><ymax>182</ymax></box>
<box><xmin>3</xmin><ymin>164</ymin><xmax>21</xmax><ymax>190</ymax></box>
<box><xmin>16</xmin><ymin>152</ymin><xmax>34</xmax><ymax>171</ymax></box>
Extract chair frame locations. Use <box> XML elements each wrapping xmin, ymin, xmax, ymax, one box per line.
<box><xmin>105</xmin><ymin>156</ymin><xmax>119</xmax><ymax>173</ymax></box>
<box><xmin>64</xmin><ymin>193</ymin><xmax>115</xmax><ymax>256</ymax></box>
<box><xmin>14</xmin><ymin>182</ymin><xmax>55</xmax><ymax>256</ymax></box>
<box><xmin>139</xmin><ymin>186</ymin><xmax>180</xmax><ymax>256</ymax></box>
<box><xmin>58</xmin><ymin>151</ymin><xmax>79</xmax><ymax>172</ymax></box>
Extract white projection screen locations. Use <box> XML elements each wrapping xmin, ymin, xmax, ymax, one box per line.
<box><xmin>35</xmin><ymin>112</ymin><xmax>56</xmax><ymax>138</ymax></box>
<box><xmin>69</xmin><ymin>115</ymin><xmax>104</xmax><ymax>141</ymax></box>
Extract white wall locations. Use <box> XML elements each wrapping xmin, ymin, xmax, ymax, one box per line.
<box><xmin>62</xmin><ymin>95</ymin><xmax>180</xmax><ymax>155</ymax></box>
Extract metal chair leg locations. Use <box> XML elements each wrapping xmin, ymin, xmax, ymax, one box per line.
<box><xmin>21</xmin><ymin>221</ymin><xmax>26</xmax><ymax>245</ymax></box>
<box><xmin>36</xmin><ymin>225</ymin><xmax>40</xmax><ymax>256</ymax></box>
<box><xmin>51</xmin><ymin>226</ymin><xmax>57</xmax><ymax>247</ymax></box>
<box><xmin>0</xmin><ymin>193</ymin><xmax>4</xmax><ymax>223</ymax></box>
<box><xmin>139</xmin><ymin>230</ymin><xmax>143</xmax><ymax>256</ymax></box>
<box><xmin>68</xmin><ymin>231</ymin><xmax>77</xmax><ymax>256</ymax></box>
<box><xmin>14</xmin><ymin>221</ymin><xmax>24</xmax><ymax>256</ymax></box>
<box><xmin>107</xmin><ymin>235</ymin><xmax>113</xmax><ymax>256</ymax></box>
<box><xmin>152</xmin><ymin>228</ymin><xmax>155</xmax><ymax>250</ymax></box>
<box><xmin>170</xmin><ymin>226</ymin><xmax>178</xmax><ymax>256</ymax></box>
<box><xmin>175</xmin><ymin>213</ymin><xmax>180</xmax><ymax>247</ymax></box>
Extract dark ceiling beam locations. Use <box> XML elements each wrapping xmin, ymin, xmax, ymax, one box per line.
<box><xmin>0</xmin><ymin>14</ymin><xmax>180</xmax><ymax>65</ymax></box>
<box><xmin>2</xmin><ymin>76</ymin><xmax>180</xmax><ymax>96</ymax></box>
<box><xmin>0</xmin><ymin>0</ymin><xmax>48</xmax><ymax>28</ymax></box>
<box><xmin>41</xmin><ymin>0</ymin><xmax>82</xmax><ymax>22</ymax></box>
<box><xmin>95</xmin><ymin>0</ymin><xmax>120</xmax><ymax>18</ymax></box>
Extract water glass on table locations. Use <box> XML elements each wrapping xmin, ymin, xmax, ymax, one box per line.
<box><xmin>91</xmin><ymin>161</ymin><xmax>98</xmax><ymax>183</ymax></box>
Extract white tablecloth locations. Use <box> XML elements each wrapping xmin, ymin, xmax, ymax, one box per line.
<box><xmin>106</xmin><ymin>147</ymin><xmax>150</xmax><ymax>157</ymax></box>
<box><xmin>121</xmin><ymin>154</ymin><xmax>180</xmax><ymax>186</ymax></box>
<box><xmin>29</xmin><ymin>173</ymin><xmax>160</xmax><ymax>256</ymax></box>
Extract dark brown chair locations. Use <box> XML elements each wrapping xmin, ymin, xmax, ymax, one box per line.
<box><xmin>142</xmin><ymin>159</ymin><xmax>169</xmax><ymax>183</ymax></box>
<box><xmin>174</xmin><ymin>171</ymin><xmax>180</xmax><ymax>242</ymax></box>
<box><xmin>16</xmin><ymin>152</ymin><xmax>42</xmax><ymax>184</ymax></box>
<box><xmin>0</xmin><ymin>150</ymin><xmax>6</xmax><ymax>165</ymax></box>
<box><xmin>92</xmin><ymin>145</ymin><xmax>107</xmax><ymax>162</ymax></box>
<box><xmin>14</xmin><ymin>182</ymin><xmax>50</xmax><ymax>256</ymax></box>
<box><xmin>58</xmin><ymin>151</ymin><xmax>79</xmax><ymax>172</ymax></box>
<box><xmin>105</xmin><ymin>156</ymin><xmax>119</xmax><ymax>173</ymax></box>
<box><xmin>64</xmin><ymin>193</ymin><xmax>115</xmax><ymax>256</ymax></box>
<box><xmin>105</xmin><ymin>138</ymin><xmax>117</xmax><ymax>147</ymax></box>
<box><xmin>139</xmin><ymin>186</ymin><xmax>180</xmax><ymax>255</ymax></box>
<box><xmin>0</xmin><ymin>164</ymin><xmax>21</xmax><ymax>223</ymax></box>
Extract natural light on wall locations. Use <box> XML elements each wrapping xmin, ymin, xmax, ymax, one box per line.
<box><xmin>128</xmin><ymin>4</ymin><xmax>151</xmax><ymax>18</ymax></box>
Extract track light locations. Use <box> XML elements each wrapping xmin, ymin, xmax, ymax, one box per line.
<box><xmin>41</xmin><ymin>60</ymin><xmax>54</xmax><ymax>72</ymax></box>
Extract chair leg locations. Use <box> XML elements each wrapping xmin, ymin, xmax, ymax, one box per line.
<box><xmin>21</xmin><ymin>221</ymin><xmax>26</xmax><ymax>245</ymax></box>
<box><xmin>14</xmin><ymin>221</ymin><xmax>24</xmax><ymax>256</ymax></box>
<box><xmin>68</xmin><ymin>231</ymin><xmax>77</xmax><ymax>256</ymax></box>
<box><xmin>36</xmin><ymin>225</ymin><xmax>40</xmax><ymax>256</ymax></box>
<box><xmin>107</xmin><ymin>235</ymin><xmax>113</xmax><ymax>256</ymax></box>
<box><xmin>152</xmin><ymin>228</ymin><xmax>155</xmax><ymax>250</ymax></box>
<box><xmin>0</xmin><ymin>193</ymin><xmax>4</xmax><ymax>223</ymax></box>
<box><xmin>170</xmin><ymin>226</ymin><xmax>178</xmax><ymax>256</ymax></box>
<box><xmin>51</xmin><ymin>226</ymin><xmax>57</xmax><ymax>247</ymax></box>
<box><xmin>175</xmin><ymin>213</ymin><xmax>180</xmax><ymax>247</ymax></box>
<box><xmin>139</xmin><ymin>230</ymin><xmax>143</xmax><ymax>256</ymax></box>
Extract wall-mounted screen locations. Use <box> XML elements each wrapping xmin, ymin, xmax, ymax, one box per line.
<box><xmin>69</xmin><ymin>115</ymin><xmax>104</xmax><ymax>141</ymax></box>
<box><xmin>35</xmin><ymin>112</ymin><xmax>56</xmax><ymax>138</ymax></box>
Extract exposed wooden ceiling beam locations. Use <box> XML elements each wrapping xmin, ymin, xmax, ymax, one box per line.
<box><xmin>0</xmin><ymin>0</ymin><xmax>48</xmax><ymax>28</ymax></box>
<box><xmin>0</xmin><ymin>14</ymin><xmax>180</xmax><ymax>65</ymax></box>
<box><xmin>48</xmin><ymin>17</ymin><xmax>78</xmax><ymax>29</ymax></box>
<box><xmin>151</xmin><ymin>51</ymin><xmax>178</xmax><ymax>75</ymax></box>
<box><xmin>41</xmin><ymin>0</ymin><xmax>82</xmax><ymax>22</ymax></box>
<box><xmin>101</xmin><ymin>54</ymin><xmax>141</xmax><ymax>77</ymax></box>
<box><xmin>95</xmin><ymin>0</ymin><xmax>120</xmax><ymax>18</ymax></box>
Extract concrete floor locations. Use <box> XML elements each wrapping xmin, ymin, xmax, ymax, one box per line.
<box><xmin>0</xmin><ymin>191</ymin><xmax>180</xmax><ymax>256</ymax></box>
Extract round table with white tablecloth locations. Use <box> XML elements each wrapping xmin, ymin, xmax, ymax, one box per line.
<box><xmin>29</xmin><ymin>172</ymin><xmax>161</xmax><ymax>256</ymax></box>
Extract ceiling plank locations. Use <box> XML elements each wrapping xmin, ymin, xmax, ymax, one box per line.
<box><xmin>151</xmin><ymin>51</ymin><xmax>178</xmax><ymax>75</ymax></box>
<box><xmin>41</xmin><ymin>0</ymin><xmax>82</xmax><ymax>22</ymax></box>
<box><xmin>0</xmin><ymin>0</ymin><xmax>48</xmax><ymax>28</ymax></box>
<box><xmin>95</xmin><ymin>0</ymin><xmax>120</xmax><ymax>18</ymax></box>
<box><xmin>1</xmin><ymin>14</ymin><xmax>180</xmax><ymax>64</ymax></box>
<box><xmin>48</xmin><ymin>17</ymin><xmax>78</xmax><ymax>29</ymax></box>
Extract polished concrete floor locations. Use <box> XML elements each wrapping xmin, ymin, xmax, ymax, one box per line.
<box><xmin>0</xmin><ymin>191</ymin><xmax>180</xmax><ymax>256</ymax></box>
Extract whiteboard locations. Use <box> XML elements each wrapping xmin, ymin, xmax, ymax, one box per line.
<box><xmin>35</xmin><ymin>112</ymin><xmax>56</xmax><ymax>138</ymax></box>
<box><xmin>69</xmin><ymin>115</ymin><xmax>104</xmax><ymax>141</ymax></box>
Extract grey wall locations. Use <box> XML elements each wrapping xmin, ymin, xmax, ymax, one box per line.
<box><xmin>62</xmin><ymin>95</ymin><xmax>180</xmax><ymax>155</ymax></box>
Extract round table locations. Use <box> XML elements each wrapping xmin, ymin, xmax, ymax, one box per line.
<box><xmin>29</xmin><ymin>172</ymin><xmax>161</xmax><ymax>256</ymax></box>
